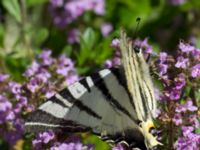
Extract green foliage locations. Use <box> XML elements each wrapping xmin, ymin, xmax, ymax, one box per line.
<box><xmin>83</xmin><ymin>134</ymin><xmax>110</xmax><ymax>150</ymax></box>
<box><xmin>78</xmin><ymin>27</ymin><xmax>112</xmax><ymax>67</ymax></box>
<box><xmin>0</xmin><ymin>0</ymin><xmax>200</xmax><ymax>149</ymax></box>
<box><xmin>2</xmin><ymin>0</ymin><xmax>21</xmax><ymax>23</ymax></box>
<box><xmin>195</xmin><ymin>127</ymin><xmax>200</xmax><ymax>134</ymax></box>
<box><xmin>26</xmin><ymin>0</ymin><xmax>48</xmax><ymax>7</ymax></box>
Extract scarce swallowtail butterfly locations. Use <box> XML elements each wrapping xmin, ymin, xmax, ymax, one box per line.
<box><xmin>25</xmin><ymin>31</ymin><xmax>162</xmax><ymax>150</ymax></box>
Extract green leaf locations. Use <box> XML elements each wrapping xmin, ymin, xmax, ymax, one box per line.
<box><xmin>4</xmin><ymin>15</ymin><xmax>20</xmax><ymax>53</ymax></box>
<box><xmin>92</xmin><ymin>38</ymin><xmax>112</xmax><ymax>65</ymax></box>
<box><xmin>196</xmin><ymin>89</ymin><xmax>200</xmax><ymax>106</ymax></box>
<box><xmin>0</xmin><ymin>138</ymin><xmax>9</xmax><ymax>150</ymax></box>
<box><xmin>62</xmin><ymin>45</ymin><xmax>73</xmax><ymax>57</ymax></box>
<box><xmin>196</xmin><ymin>36</ymin><xmax>200</xmax><ymax>49</ymax></box>
<box><xmin>26</xmin><ymin>0</ymin><xmax>48</xmax><ymax>7</ymax></box>
<box><xmin>195</xmin><ymin>128</ymin><xmax>200</xmax><ymax>134</ymax></box>
<box><xmin>2</xmin><ymin>0</ymin><xmax>21</xmax><ymax>23</ymax></box>
<box><xmin>32</xmin><ymin>28</ymin><xmax>49</xmax><ymax>46</ymax></box>
<box><xmin>0</xmin><ymin>25</ymin><xmax>5</xmax><ymax>47</ymax></box>
<box><xmin>78</xmin><ymin>28</ymin><xmax>96</xmax><ymax>66</ymax></box>
<box><xmin>81</xmin><ymin>28</ymin><xmax>96</xmax><ymax>50</ymax></box>
<box><xmin>180</xmin><ymin>0</ymin><xmax>200</xmax><ymax>10</ymax></box>
<box><xmin>77</xmin><ymin>67</ymin><xmax>91</xmax><ymax>75</ymax></box>
<box><xmin>82</xmin><ymin>134</ymin><xmax>110</xmax><ymax>150</ymax></box>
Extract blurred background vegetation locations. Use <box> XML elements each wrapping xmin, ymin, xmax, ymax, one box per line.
<box><xmin>0</xmin><ymin>0</ymin><xmax>200</xmax><ymax>81</ymax></box>
<box><xmin>0</xmin><ymin>0</ymin><xmax>200</xmax><ymax>149</ymax></box>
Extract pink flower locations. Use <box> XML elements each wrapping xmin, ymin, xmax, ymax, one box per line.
<box><xmin>159</xmin><ymin>64</ymin><xmax>168</xmax><ymax>76</ymax></box>
<box><xmin>8</xmin><ymin>82</ymin><xmax>22</xmax><ymax>95</ymax></box>
<box><xmin>112</xmin><ymin>144</ymin><xmax>124</xmax><ymax>150</ymax></box>
<box><xmin>50</xmin><ymin>0</ymin><xmax>64</xmax><ymax>7</ymax></box>
<box><xmin>67</xmin><ymin>29</ymin><xmax>80</xmax><ymax>44</ymax></box>
<box><xmin>174</xmin><ymin>73</ymin><xmax>186</xmax><ymax>90</ymax></box>
<box><xmin>33</xmin><ymin>130</ymin><xmax>55</xmax><ymax>149</ymax></box>
<box><xmin>101</xmin><ymin>23</ymin><xmax>113</xmax><ymax>37</ymax></box>
<box><xmin>159</xmin><ymin>52</ymin><xmax>168</xmax><ymax>63</ymax></box>
<box><xmin>24</xmin><ymin>61</ymin><xmax>39</xmax><ymax>77</ymax></box>
<box><xmin>39</xmin><ymin>50</ymin><xmax>53</xmax><ymax>66</ymax></box>
<box><xmin>179</xmin><ymin>41</ymin><xmax>195</xmax><ymax>53</ymax></box>
<box><xmin>172</xmin><ymin>113</ymin><xmax>183</xmax><ymax>125</ymax></box>
<box><xmin>0</xmin><ymin>73</ymin><xmax>9</xmax><ymax>82</ymax></box>
<box><xmin>175</xmin><ymin>100</ymin><xmax>197</xmax><ymax>113</ymax></box>
<box><xmin>175</xmin><ymin>56</ymin><xmax>189</xmax><ymax>68</ymax></box>
<box><xmin>111</xmin><ymin>38</ymin><xmax>120</xmax><ymax>47</ymax></box>
<box><xmin>191</xmin><ymin>64</ymin><xmax>200</xmax><ymax>78</ymax></box>
<box><xmin>164</xmin><ymin>88</ymin><xmax>181</xmax><ymax>100</ymax></box>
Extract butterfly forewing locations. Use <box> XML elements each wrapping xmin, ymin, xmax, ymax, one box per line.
<box><xmin>25</xmin><ymin>68</ymin><xmax>139</xmax><ymax>133</ymax></box>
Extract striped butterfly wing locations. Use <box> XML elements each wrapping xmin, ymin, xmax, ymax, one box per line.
<box><xmin>25</xmin><ymin>68</ymin><xmax>146</xmax><ymax>149</ymax></box>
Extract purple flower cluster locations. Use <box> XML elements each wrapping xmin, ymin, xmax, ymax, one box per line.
<box><xmin>33</xmin><ymin>131</ymin><xmax>94</xmax><ymax>150</ymax></box>
<box><xmin>24</xmin><ymin>50</ymin><xmax>78</xmax><ymax>99</ymax></box>
<box><xmin>32</xmin><ymin>130</ymin><xmax>55</xmax><ymax>149</ymax></box>
<box><xmin>0</xmin><ymin>50</ymin><xmax>78</xmax><ymax>148</ymax></box>
<box><xmin>156</xmin><ymin>41</ymin><xmax>200</xmax><ymax>149</ymax></box>
<box><xmin>49</xmin><ymin>0</ymin><xmax>105</xmax><ymax>28</ymax></box>
<box><xmin>174</xmin><ymin>126</ymin><xmax>200</xmax><ymax>150</ymax></box>
<box><xmin>0</xmin><ymin>95</ymin><xmax>14</xmax><ymax>124</ymax></box>
<box><xmin>0</xmin><ymin>74</ymin><xmax>26</xmax><ymax>146</ymax></box>
<box><xmin>104</xmin><ymin>38</ymin><xmax>121</xmax><ymax>68</ymax></box>
<box><xmin>172</xmin><ymin>100</ymin><xmax>200</xmax><ymax>149</ymax></box>
<box><xmin>158</xmin><ymin>41</ymin><xmax>200</xmax><ymax>101</ymax></box>
<box><xmin>172</xmin><ymin>100</ymin><xmax>198</xmax><ymax>126</ymax></box>
<box><xmin>51</xmin><ymin>141</ymin><xmax>93</xmax><ymax>150</ymax></box>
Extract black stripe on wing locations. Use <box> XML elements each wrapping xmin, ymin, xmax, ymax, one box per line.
<box><xmin>73</xmin><ymin>100</ymin><xmax>102</xmax><ymax>120</ymax></box>
<box><xmin>60</xmin><ymin>83</ymin><xmax>102</xmax><ymax>120</ymax></box>
<box><xmin>25</xmin><ymin>110</ymin><xmax>90</xmax><ymax>133</ymax></box>
<box><xmin>59</xmin><ymin>88</ymin><xmax>76</xmax><ymax>103</ymax></box>
<box><xmin>110</xmin><ymin>68</ymin><xmax>136</xmax><ymax>111</ymax></box>
<box><xmin>91</xmin><ymin>72</ymin><xmax>139</xmax><ymax>124</ymax></box>
<box><xmin>79</xmin><ymin>78</ymin><xmax>91</xmax><ymax>92</ymax></box>
<box><xmin>138</xmin><ymin>86</ymin><xmax>148</xmax><ymax>118</ymax></box>
<box><xmin>49</xmin><ymin>95</ymin><xmax>67</xmax><ymax>108</ymax></box>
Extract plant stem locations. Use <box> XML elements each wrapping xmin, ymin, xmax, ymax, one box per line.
<box><xmin>19</xmin><ymin>0</ymin><xmax>34</xmax><ymax>60</ymax></box>
<box><xmin>168</xmin><ymin>119</ymin><xmax>174</xmax><ymax>150</ymax></box>
<box><xmin>168</xmin><ymin>101</ymin><xmax>175</xmax><ymax>150</ymax></box>
<box><xmin>189</xmin><ymin>87</ymin><xmax>197</xmax><ymax>106</ymax></box>
<box><xmin>0</xmin><ymin>58</ymin><xmax>6</xmax><ymax>73</ymax></box>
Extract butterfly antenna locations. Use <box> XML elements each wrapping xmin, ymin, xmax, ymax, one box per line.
<box><xmin>134</xmin><ymin>17</ymin><xmax>141</xmax><ymax>38</ymax></box>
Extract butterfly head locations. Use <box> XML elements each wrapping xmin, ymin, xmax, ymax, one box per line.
<box><xmin>139</xmin><ymin>120</ymin><xmax>162</xmax><ymax>150</ymax></box>
<box><xmin>133</xmin><ymin>45</ymin><xmax>141</xmax><ymax>53</ymax></box>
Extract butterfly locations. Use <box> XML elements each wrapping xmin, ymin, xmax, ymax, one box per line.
<box><xmin>25</xmin><ymin>30</ymin><xmax>162</xmax><ymax>150</ymax></box>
